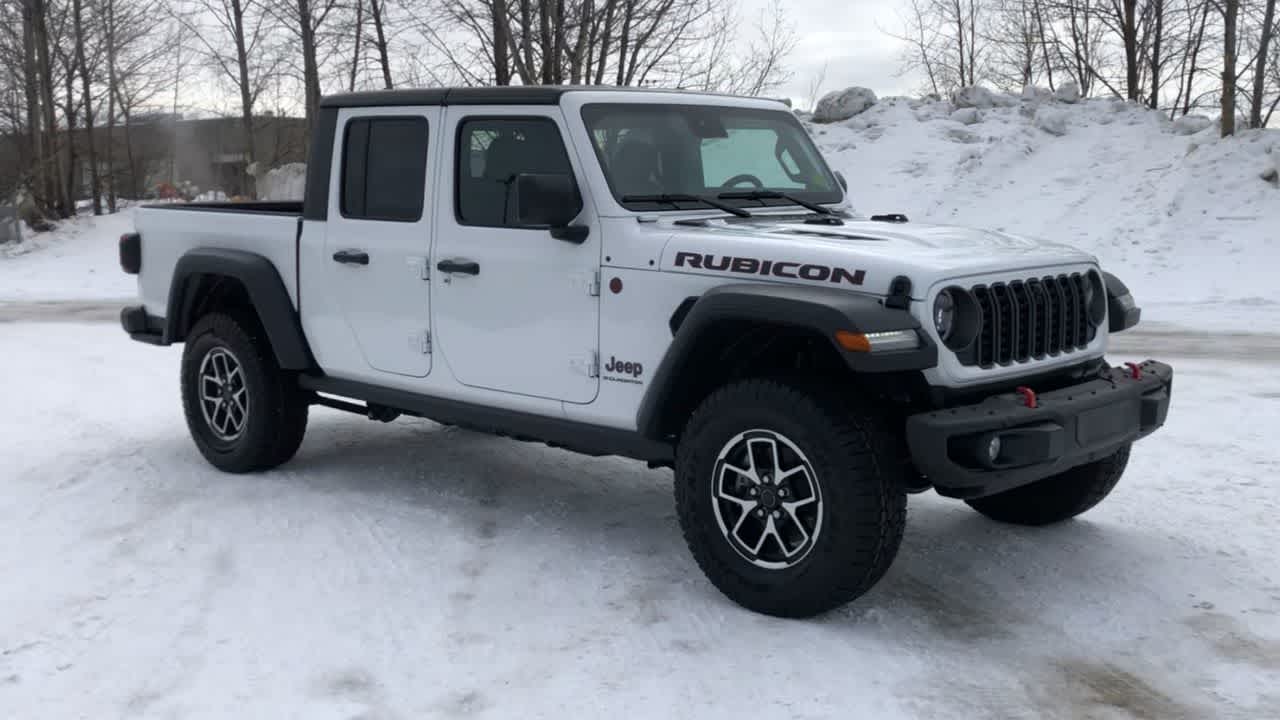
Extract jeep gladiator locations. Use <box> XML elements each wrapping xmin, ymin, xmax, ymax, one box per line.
<box><xmin>119</xmin><ymin>86</ymin><xmax>1173</xmax><ymax>617</ymax></box>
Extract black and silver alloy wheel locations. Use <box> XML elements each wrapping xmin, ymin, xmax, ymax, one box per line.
<box><xmin>180</xmin><ymin>312</ymin><xmax>309</xmax><ymax>473</ymax></box>
<box><xmin>675</xmin><ymin>378</ymin><xmax>908</xmax><ymax>618</ymax></box>
<box><xmin>712</xmin><ymin>429</ymin><xmax>822</xmax><ymax>570</ymax></box>
<box><xmin>198</xmin><ymin>347</ymin><xmax>249</xmax><ymax>442</ymax></box>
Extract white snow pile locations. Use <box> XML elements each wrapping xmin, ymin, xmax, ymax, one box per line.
<box><xmin>253</xmin><ymin>162</ymin><xmax>308</xmax><ymax>201</ymax></box>
<box><xmin>808</xmin><ymin>88</ymin><xmax>1280</xmax><ymax>331</ymax></box>
<box><xmin>812</xmin><ymin>86</ymin><xmax>878</xmax><ymax>123</ymax></box>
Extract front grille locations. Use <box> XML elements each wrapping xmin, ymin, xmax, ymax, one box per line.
<box><xmin>965</xmin><ymin>274</ymin><xmax>1095</xmax><ymax>367</ymax></box>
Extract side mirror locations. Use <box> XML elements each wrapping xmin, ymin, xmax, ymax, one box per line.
<box><xmin>834</xmin><ymin>170</ymin><xmax>849</xmax><ymax>191</ymax></box>
<box><xmin>511</xmin><ymin>172</ymin><xmax>588</xmax><ymax>243</ymax></box>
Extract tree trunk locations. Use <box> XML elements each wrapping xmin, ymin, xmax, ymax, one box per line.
<box><xmin>62</xmin><ymin>66</ymin><xmax>79</xmax><ymax>213</ymax></box>
<box><xmin>569</xmin><ymin>0</ymin><xmax>592</xmax><ymax>84</ymax></box>
<box><xmin>73</xmin><ymin>0</ymin><xmax>102</xmax><ymax>215</ymax></box>
<box><xmin>615</xmin><ymin>0</ymin><xmax>634</xmax><ymax>86</ymax></box>
<box><xmin>1222</xmin><ymin>0</ymin><xmax>1239</xmax><ymax>136</ymax></box>
<box><xmin>231</xmin><ymin>0</ymin><xmax>257</xmax><ymax>197</ymax></box>
<box><xmin>104</xmin><ymin>0</ymin><xmax>118</xmax><ymax>212</ymax></box>
<box><xmin>30</xmin><ymin>0</ymin><xmax>68</xmax><ymax>217</ymax></box>
<box><xmin>1250</xmin><ymin>0</ymin><xmax>1277</xmax><ymax>128</ymax></box>
<box><xmin>552</xmin><ymin>0</ymin><xmax>566</xmax><ymax>83</ymax></box>
<box><xmin>298</xmin><ymin>0</ymin><xmax>322</xmax><ymax>132</ymax></box>
<box><xmin>1149</xmin><ymin>0</ymin><xmax>1164</xmax><ymax>109</ymax></box>
<box><xmin>491</xmin><ymin>0</ymin><xmax>511</xmax><ymax>84</ymax></box>
<box><xmin>595</xmin><ymin>0</ymin><xmax>618</xmax><ymax>85</ymax></box>
<box><xmin>538</xmin><ymin>0</ymin><xmax>553</xmax><ymax>83</ymax></box>
<box><xmin>1123</xmin><ymin>0</ymin><xmax>1140</xmax><ymax>101</ymax></box>
<box><xmin>21</xmin><ymin>0</ymin><xmax>46</xmax><ymax>211</ymax></box>
<box><xmin>349</xmin><ymin>0</ymin><xmax>364</xmax><ymax>91</ymax></box>
<box><xmin>369</xmin><ymin>0</ymin><xmax>393</xmax><ymax>88</ymax></box>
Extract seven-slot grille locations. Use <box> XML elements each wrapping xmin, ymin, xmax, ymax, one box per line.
<box><xmin>965</xmin><ymin>274</ymin><xmax>1095</xmax><ymax>368</ymax></box>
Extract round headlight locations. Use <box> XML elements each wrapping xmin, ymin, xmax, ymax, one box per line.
<box><xmin>933</xmin><ymin>289</ymin><xmax>956</xmax><ymax>340</ymax></box>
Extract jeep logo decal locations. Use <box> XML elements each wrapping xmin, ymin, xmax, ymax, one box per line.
<box><xmin>604</xmin><ymin>356</ymin><xmax>643</xmax><ymax>378</ymax></box>
<box><xmin>673</xmin><ymin>252</ymin><xmax>866</xmax><ymax>286</ymax></box>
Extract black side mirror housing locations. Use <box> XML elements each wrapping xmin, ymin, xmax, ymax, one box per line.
<box><xmin>512</xmin><ymin>172</ymin><xmax>587</xmax><ymax>242</ymax></box>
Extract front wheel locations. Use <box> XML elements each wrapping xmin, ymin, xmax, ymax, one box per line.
<box><xmin>674</xmin><ymin>379</ymin><xmax>908</xmax><ymax>618</ymax></box>
<box><xmin>965</xmin><ymin>445</ymin><xmax>1131</xmax><ymax>526</ymax></box>
<box><xmin>180</xmin><ymin>312</ymin><xmax>309</xmax><ymax>473</ymax></box>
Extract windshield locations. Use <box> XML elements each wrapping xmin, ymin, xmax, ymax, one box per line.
<box><xmin>580</xmin><ymin>103</ymin><xmax>842</xmax><ymax>212</ymax></box>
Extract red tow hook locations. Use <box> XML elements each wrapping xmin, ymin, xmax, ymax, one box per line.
<box><xmin>1124</xmin><ymin>362</ymin><xmax>1142</xmax><ymax>379</ymax></box>
<box><xmin>1015</xmin><ymin>386</ymin><xmax>1038</xmax><ymax>409</ymax></box>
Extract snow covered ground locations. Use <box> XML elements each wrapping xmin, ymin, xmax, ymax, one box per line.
<box><xmin>1</xmin><ymin>322</ymin><xmax>1278</xmax><ymax>719</ymax></box>
<box><xmin>0</xmin><ymin>208</ymin><xmax>136</xmax><ymax>301</ymax></box>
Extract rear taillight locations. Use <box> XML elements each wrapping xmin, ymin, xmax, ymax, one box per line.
<box><xmin>119</xmin><ymin>233</ymin><xmax>141</xmax><ymax>274</ymax></box>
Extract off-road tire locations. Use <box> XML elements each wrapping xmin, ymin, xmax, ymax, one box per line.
<box><xmin>181</xmin><ymin>312</ymin><xmax>309</xmax><ymax>473</ymax></box>
<box><xmin>674</xmin><ymin>378</ymin><xmax>909</xmax><ymax>618</ymax></box>
<box><xmin>965</xmin><ymin>445</ymin><xmax>1131</xmax><ymax>526</ymax></box>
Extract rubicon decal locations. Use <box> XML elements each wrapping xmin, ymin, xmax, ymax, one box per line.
<box><xmin>674</xmin><ymin>252</ymin><xmax>866</xmax><ymax>286</ymax></box>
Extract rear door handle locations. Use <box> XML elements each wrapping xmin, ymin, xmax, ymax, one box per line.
<box><xmin>436</xmin><ymin>259</ymin><xmax>480</xmax><ymax>276</ymax></box>
<box><xmin>332</xmin><ymin>249</ymin><xmax>370</xmax><ymax>265</ymax></box>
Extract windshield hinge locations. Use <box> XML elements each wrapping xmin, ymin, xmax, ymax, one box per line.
<box><xmin>421</xmin><ymin>330</ymin><xmax>432</xmax><ymax>354</ymax></box>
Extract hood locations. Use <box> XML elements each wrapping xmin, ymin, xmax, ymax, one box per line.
<box><xmin>657</xmin><ymin>217</ymin><xmax>1098</xmax><ymax>297</ymax></box>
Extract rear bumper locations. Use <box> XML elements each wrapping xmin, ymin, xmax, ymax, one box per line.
<box><xmin>120</xmin><ymin>305</ymin><xmax>167</xmax><ymax>345</ymax></box>
<box><xmin>906</xmin><ymin>360</ymin><xmax>1172</xmax><ymax>499</ymax></box>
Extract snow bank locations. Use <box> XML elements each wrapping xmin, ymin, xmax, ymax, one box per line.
<box><xmin>809</xmin><ymin>96</ymin><xmax>1280</xmax><ymax>331</ymax></box>
<box><xmin>255</xmin><ymin>162</ymin><xmax>308</xmax><ymax>201</ymax></box>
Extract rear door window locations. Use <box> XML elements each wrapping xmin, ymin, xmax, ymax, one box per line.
<box><xmin>341</xmin><ymin>116</ymin><xmax>429</xmax><ymax>221</ymax></box>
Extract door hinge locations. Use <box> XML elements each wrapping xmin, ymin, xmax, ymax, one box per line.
<box><xmin>420</xmin><ymin>330</ymin><xmax>432</xmax><ymax>354</ymax></box>
<box><xmin>408</xmin><ymin>256</ymin><xmax>429</xmax><ymax>280</ymax></box>
<box><xmin>587</xmin><ymin>270</ymin><xmax>600</xmax><ymax>297</ymax></box>
<box><xmin>571</xmin><ymin>351</ymin><xmax>599</xmax><ymax>378</ymax></box>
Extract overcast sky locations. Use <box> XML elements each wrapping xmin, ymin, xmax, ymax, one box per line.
<box><xmin>759</xmin><ymin>0</ymin><xmax>919</xmax><ymax>107</ymax></box>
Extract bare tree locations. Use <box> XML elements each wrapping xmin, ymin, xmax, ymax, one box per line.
<box><xmin>179</xmin><ymin>0</ymin><xmax>283</xmax><ymax>195</ymax></box>
<box><xmin>891</xmin><ymin>0</ymin><xmax>987</xmax><ymax>95</ymax></box>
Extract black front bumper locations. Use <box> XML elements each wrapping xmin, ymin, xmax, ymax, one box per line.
<box><xmin>906</xmin><ymin>360</ymin><xmax>1172</xmax><ymax>499</ymax></box>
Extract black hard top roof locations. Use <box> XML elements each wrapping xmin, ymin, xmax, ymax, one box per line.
<box><xmin>319</xmin><ymin>85</ymin><xmax>786</xmax><ymax>109</ymax></box>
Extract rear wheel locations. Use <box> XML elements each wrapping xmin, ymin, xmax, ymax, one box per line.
<box><xmin>674</xmin><ymin>378</ymin><xmax>908</xmax><ymax>618</ymax></box>
<box><xmin>965</xmin><ymin>445</ymin><xmax>1131</xmax><ymax>526</ymax></box>
<box><xmin>181</xmin><ymin>312</ymin><xmax>308</xmax><ymax>473</ymax></box>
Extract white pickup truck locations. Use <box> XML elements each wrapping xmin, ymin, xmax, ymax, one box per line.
<box><xmin>119</xmin><ymin>86</ymin><xmax>1172</xmax><ymax>617</ymax></box>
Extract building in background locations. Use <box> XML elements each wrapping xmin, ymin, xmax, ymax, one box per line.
<box><xmin>1</xmin><ymin>114</ymin><xmax>308</xmax><ymax>205</ymax></box>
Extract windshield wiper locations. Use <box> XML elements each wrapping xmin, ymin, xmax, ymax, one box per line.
<box><xmin>620</xmin><ymin>193</ymin><xmax>752</xmax><ymax>218</ymax></box>
<box><xmin>717</xmin><ymin>190</ymin><xmax>835</xmax><ymax>216</ymax></box>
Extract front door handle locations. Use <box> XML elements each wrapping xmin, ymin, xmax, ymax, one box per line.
<box><xmin>436</xmin><ymin>259</ymin><xmax>480</xmax><ymax>276</ymax></box>
<box><xmin>332</xmin><ymin>249</ymin><xmax>370</xmax><ymax>265</ymax></box>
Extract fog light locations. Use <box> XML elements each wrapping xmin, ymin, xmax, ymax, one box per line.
<box><xmin>986</xmin><ymin>435</ymin><xmax>1002</xmax><ymax>463</ymax></box>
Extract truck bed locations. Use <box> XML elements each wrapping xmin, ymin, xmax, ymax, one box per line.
<box><xmin>134</xmin><ymin>204</ymin><xmax>303</xmax><ymax>319</ymax></box>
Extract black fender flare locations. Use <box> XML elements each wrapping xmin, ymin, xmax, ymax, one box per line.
<box><xmin>165</xmin><ymin>247</ymin><xmax>314</xmax><ymax>369</ymax></box>
<box><xmin>635</xmin><ymin>283</ymin><xmax>937</xmax><ymax>441</ymax></box>
<box><xmin>1102</xmin><ymin>271</ymin><xmax>1141</xmax><ymax>333</ymax></box>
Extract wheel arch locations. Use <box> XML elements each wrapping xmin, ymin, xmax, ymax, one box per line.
<box><xmin>165</xmin><ymin>248</ymin><xmax>314</xmax><ymax>370</ymax></box>
<box><xmin>636</xmin><ymin>283</ymin><xmax>937</xmax><ymax>443</ymax></box>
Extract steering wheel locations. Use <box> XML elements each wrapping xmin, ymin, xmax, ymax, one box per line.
<box><xmin>720</xmin><ymin>173</ymin><xmax>765</xmax><ymax>190</ymax></box>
